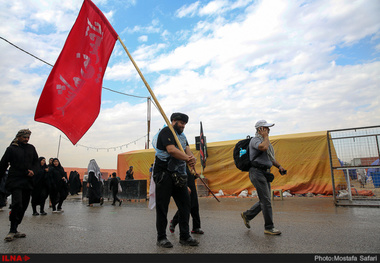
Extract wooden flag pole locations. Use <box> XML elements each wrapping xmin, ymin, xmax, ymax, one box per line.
<box><xmin>118</xmin><ymin>37</ymin><xmax>219</xmax><ymax>202</ymax></box>
<box><xmin>117</xmin><ymin>37</ymin><xmax>184</xmax><ymax>152</ymax></box>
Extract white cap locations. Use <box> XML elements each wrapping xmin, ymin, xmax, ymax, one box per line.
<box><xmin>255</xmin><ymin>120</ymin><xmax>275</xmax><ymax>129</ymax></box>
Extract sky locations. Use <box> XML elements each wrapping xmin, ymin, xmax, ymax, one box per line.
<box><xmin>0</xmin><ymin>0</ymin><xmax>379</xmax><ymax>169</ymax></box>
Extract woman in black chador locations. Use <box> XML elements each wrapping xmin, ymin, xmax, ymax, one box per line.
<box><xmin>48</xmin><ymin>158</ymin><xmax>68</xmax><ymax>213</ymax></box>
<box><xmin>68</xmin><ymin>170</ymin><xmax>81</xmax><ymax>195</ymax></box>
<box><xmin>87</xmin><ymin>159</ymin><xmax>104</xmax><ymax>207</ymax></box>
<box><xmin>31</xmin><ymin>157</ymin><xmax>49</xmax><ymax>216</ymax></box>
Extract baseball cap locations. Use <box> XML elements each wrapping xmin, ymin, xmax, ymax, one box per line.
<box><xmin>255</xmin><ymin>120</ymin><xmax>275</xmax><ymax>129</ymax></box>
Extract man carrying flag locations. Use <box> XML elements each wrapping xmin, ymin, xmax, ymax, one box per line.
<box><xmin>34</xmin><ymin>0</ymin><xmax>118</xmax><ymax>145</ymax></box>
<box><xmin>153</xmin><ymin>113</ymin><xmax>199</xmax><ymax>248</ymax></box>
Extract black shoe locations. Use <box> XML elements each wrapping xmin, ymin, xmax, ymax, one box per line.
<box><xmin>111</xmin><ymin>203</ymin><xmax>115</xmax><ymax>206</ymax></box>
<box><xmin>119</xmin><ymin>200</ymin><xmax>123</xmax><ymax>206</ymax></box>
<box><xmin>157</xmin><ymin>239</ymin><xmax>173</xmax><ymax>248</ymax></box>
<box><xmin>32</xmin><ymin>212</ymin><xmax>39</xmax><ymax>216</ymax></box>
<box><xmin>191</xmin><ymin>228</ymin><xmax>204</xmax><ymax>234</ymax></box>
<box><xmin>100</xmin><ymin>198</ymin><xmax>104</xmax><ymax>206</ymax></box>
<box><xmin>179</xmin><ymin>237</ymin><xmax>199</xmax><ymax>246</ymax></box>
<box><xmin>40</xmin><ymin>211</ymin><xmax>47</xmax><ymax>216</ymax></box>
<box><xmin>14</xmin><ymin>232</ymin><xmax>26</xmax><ymax>238</ymax></box>
<box><xmin>169</xmin><ymin>220</ymin><xmax>175</xmax><ymax>233</ymax></box>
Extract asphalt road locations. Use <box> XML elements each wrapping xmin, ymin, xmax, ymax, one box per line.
<box><xmin>0</xmin><ymin>195</ymin><xmax>379</xmax><ymax>262</ymax></box>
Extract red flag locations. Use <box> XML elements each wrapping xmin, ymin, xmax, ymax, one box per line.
<box><xmin>200</xmin><ymin>121</ymin><xmax>207</xmax><ymax>169</ymax></box>
<box><xmin>34</xmin><ymin>0</ymin><xmax>118</xmax><ymax>144</ymax></box>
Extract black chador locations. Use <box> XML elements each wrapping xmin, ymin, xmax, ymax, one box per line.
<box><xmin>31</xmin><ymin>157</ymin><xmax>49</xmax><ymax>215</ymax></box>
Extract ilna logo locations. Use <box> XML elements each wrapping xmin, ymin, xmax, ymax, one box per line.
<box><xmin>1</xmin><ymin>255</ymin><xmax>30</xmax><ymax>262</ymax></box>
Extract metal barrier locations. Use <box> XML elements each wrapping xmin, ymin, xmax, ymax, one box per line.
<box><xmin>82</xmin><ymin>180</ymin><xmax>147</xmax><ymax>201</ymax></box>
<box><xmin>327</xmin><ymin>126</ymin><xmax>380</xmax><ymax>207</ymax></box>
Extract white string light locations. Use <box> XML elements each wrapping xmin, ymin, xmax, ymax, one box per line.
<box><xmin>61</xmin><ymin>135</ymin><xmax>147</xmax><ymax>152</ymax></box>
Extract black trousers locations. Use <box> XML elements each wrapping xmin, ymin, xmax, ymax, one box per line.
<box><xmin>31</xmin><ymin>187</ymin><xmax>48</xmax><ymax>213</ymax></box>
<box><xmin>171</xmin><ymin>177</ymin><xmax>201</xmax><ymax>230</ymax></box>
<box><xmin>50</xmin><ymin>188</ymin><xmax>66</xmax><ymax>211</ymax></box>
<box><xmin>9</xmin><ymin>188</ymin><xmax>31</xmax><ymax>232</ymax></box>
<box><xmin>112</xmin><ymin>190</ymin><xmax>120</xmax><ymax>204</ymax></box>
<box><xmin>155</xmin><ymin>171</ymin><xmax>191</xmax><ymax>241</ymax></box>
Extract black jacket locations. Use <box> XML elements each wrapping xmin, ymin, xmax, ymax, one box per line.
<box><xmin>0</xmin><ymin>143</ymin><xmax>39</xmax><ymax>191</ymax></box>
<box><xmin>109</xmin><ymin>177</ymin><xmax>119</xmax><ymax>192</ymax></box>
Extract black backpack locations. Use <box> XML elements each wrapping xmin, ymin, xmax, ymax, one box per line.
<box><xmin>233</xmin><ymin>136</ymin><xmax>252</xmax><ymax>171</ymax></box>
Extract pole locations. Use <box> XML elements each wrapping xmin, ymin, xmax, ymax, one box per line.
<box><xmin>57</xmin><ymin>134</ymin><xmax>61</xmax><ymax>158</ymax></box>
<box><xmin>198</xmin><ymin>176</ymin><xmax>220</xmax><ymax>202</ymax></box>
<box><xmin>118</xmin><ymin>37</ymin><xmax>220</xmax><ymax>202</ymax></box>
<box><xmin>147</xmin><ymin>97</ymin><xmax>151</xmax><ymax>149</ymax></box>
<box><xmin>118</xmin><ymin>37</ymin><xmax>185</xmax><ymax>154</ymax></box>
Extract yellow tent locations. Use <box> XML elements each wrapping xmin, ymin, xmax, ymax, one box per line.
<box><xmin>117</xmin><ymin>131</ymin><xmax>340</xmax><ymax>195</ymax></box>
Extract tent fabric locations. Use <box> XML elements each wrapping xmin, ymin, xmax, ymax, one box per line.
<box><xmin>117</xmin><ymin>131</ymin><xmax>337</xmax><ymax>195</ymax></box>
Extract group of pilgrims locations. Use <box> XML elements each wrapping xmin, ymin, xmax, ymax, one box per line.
<box><xmin>0</xmin><ymin>157</ymin><xmax>82</xmax><ymax>215</ymax></box>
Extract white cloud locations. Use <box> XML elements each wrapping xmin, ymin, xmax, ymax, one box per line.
<box><xmin>138</xmin><ymin>35</ymin><xmax>148</xmax><ymax>42</ymax></box>
<box><xmin>176</xmin><ymin>1</ymin><xmax>200</xmax><ymax>18</ymax></box>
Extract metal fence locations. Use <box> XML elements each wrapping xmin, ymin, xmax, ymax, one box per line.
<box><xmin>327</xmin><ymin>126</ymin><xmax>380</xmax><ymax>207</ymax></box>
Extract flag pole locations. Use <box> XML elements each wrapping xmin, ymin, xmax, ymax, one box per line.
<box><xmin>57</xmin><ymin>134</ymin><xmax>61</xmax><ymax>158</ymax></box>
<box><xmin>118</xmin><ymin>37</ymin><xmax>219</xmax><ymax>202</ymax></box>
<box><xmin>117</xmin><ymin>37</ymin><xmax>186</xmax><ymax>155</ymax></box>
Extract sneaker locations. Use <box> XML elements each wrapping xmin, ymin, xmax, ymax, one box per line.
<box><xmin>156</xmin><ymin>239</ymin><xmax>173</xmax><ymax>248</ymax></box>
<box><xmin>241</xmin><ymin>212</ymin><xmax>250</xmax><ymax>229</ymax></box>
<box><xmin>191</xmin><ymin>228</ymin><xmax>204</xmax><ymax>234</ymax></box>
<box><xmin>119</xmin><ymin>200</ymin><xmax>123</xmax><ymax>206</ymax></box>
<box><xmin>179</xmin><ymin>237</ymin><xmax>199</xmax><ymax>246</ymax></box>
<box><xmin>264</xmin><ymin>228</ymin><xmax>281</xmax><ymax>235</ymax></box>
<box><xmin>4</xmin><ymin>232</ymin><xmax>15</xmax><ymax>242</ymax></box>
<box><xmin>52</xmin><ymin>210</ymin><xmax>58</xmax><ymax>213</ymax></box>
<box><xmin>57</xmin><ymin>209</ymin><xmax>64</xmax><ymax>213</ymax></box>
<box><xmin>169</xmin><ymin>220</ymin><xmax>175</xmax><ymax>233</ymax></box>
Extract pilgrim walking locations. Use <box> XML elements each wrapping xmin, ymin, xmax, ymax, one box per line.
<box><xmin>48</xmin><ymin>158</ymin><xmax>68</xmax><ymax>213</ymax></box>
<box><xmin>0</xmin><ymin>129</ymin><xmax>39</xmax><ymax>242</ymax></box>
<box><xmin>31</xmin><ymin>157</ymin><xmax>49</xmax><ymax>216</ymax></box>
<box><xmin>87</xmin><ymin>159</ymin><xmax>104</xmax><ymax>207</ymax></box>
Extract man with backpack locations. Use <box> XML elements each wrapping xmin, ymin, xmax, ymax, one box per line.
<box><xmin>240</xmin><ymin>120</ymin><xmax>286</xmax><ymax>235</ymax></box>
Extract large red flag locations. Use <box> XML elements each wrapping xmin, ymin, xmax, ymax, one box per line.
<box><xmin>35</xmin><ymin>0</ymin><xmax>118</xmax><ymax>144</ymax></box>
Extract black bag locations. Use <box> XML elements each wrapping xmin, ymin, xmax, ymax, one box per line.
<box><xmin>263</xmin><ymin>171</ymin><xmax>275</xmax><ymax>182</ymax></box>
<box><xmin>233</xmin><ymin>136</ymin><xmax>252</xmax><ymax>172</ymax></box>
<box><xmin>171</xmin><ymin>172</ymin><xmax>187</xmax><ymax>188</ymax></box>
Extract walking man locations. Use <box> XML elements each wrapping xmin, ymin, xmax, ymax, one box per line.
<box><xmin>241</xmin><ymin>120</ymin><xmax>286</xmax><ymax>235</ymax></box>
<box><xmin>153</xmin><ymin>112</ymin><xmax>199</xmax><ymax>248</ymax></box>
<box><xmin>109</xmin><ymin>172</ymin><xmax>122</xmax><ymax>206</ymax></box>
<box><xmin>0</xmin><ymin>129</ymin><xmax>39</xmax><ymax>241</ymax></box>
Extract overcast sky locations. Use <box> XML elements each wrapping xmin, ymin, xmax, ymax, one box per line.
<box><xmin>0</xmin><ymin>0</ymin><xmax>379</xmax><ymax>169</ymax></box>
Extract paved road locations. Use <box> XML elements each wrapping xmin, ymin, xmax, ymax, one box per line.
<box><xmin>0</xmin><ymin>195</ymin><xmax>379</xmax><ymax>261</ymax></box>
